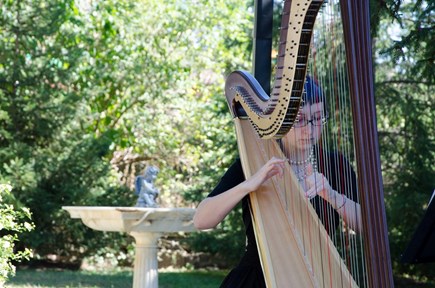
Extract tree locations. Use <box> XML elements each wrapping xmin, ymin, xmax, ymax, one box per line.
<box><xmin>372</xmin><ymin>0</ymin><xmax>435</xmax><ymax>280</ymax></box>
<box><xmin>0</xmin><ymin>0</ymin><xmax>125</xmax><ymax>265</ymax></box>
<box><xmin>0</xmin><ymin>0</ymin><xmax>254</xmax><ymax>266</ymax></box>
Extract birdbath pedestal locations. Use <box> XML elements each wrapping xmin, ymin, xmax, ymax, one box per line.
<box><xmin>62</xmin><ymin>206</ymin><xmax>196</xmax><ymax>288</ymax></box>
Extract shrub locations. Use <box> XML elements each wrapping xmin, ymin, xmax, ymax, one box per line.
<box><xmin>0</xmin><ymin>183</ymin><xmax>34</xmax><ymax>284</ymax></box>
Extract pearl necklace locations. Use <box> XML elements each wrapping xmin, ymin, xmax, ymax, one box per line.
<box><xmin>288</xmin><ymin>148</ymin><xmax>317</xmax><ymax>183</ymax></box>
<box><xmin>288</xmin><ymin>148</ymin><xmax>314</xmax><ymax>166</ymax></box>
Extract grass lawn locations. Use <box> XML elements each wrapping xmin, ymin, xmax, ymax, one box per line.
<box><xmin>6</xmin><ymin>268</ymin><xmax>434</xmax><ymax>287</ymax></box>
<box><xmin>5</xmin><ymin>268</ymin><xmax>227</xmax><ymax>288</ymax></box>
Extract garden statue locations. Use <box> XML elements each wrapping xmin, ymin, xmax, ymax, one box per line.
<box><xmin>134</xmin><ymin>166</ymin><xmax>160</xmax><ymax>208</ymax></box>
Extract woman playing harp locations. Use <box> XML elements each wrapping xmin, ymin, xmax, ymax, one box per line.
<box><xmin>193</xmin><ymin>76</ymin><xmax>362</xmax><ymax>288</ymax></box>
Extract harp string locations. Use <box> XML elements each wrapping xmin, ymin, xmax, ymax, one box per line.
<box><xmin>323</xmin><ymin>0</ymin><xmax>357</xmax><ymax>283</ymax></box>
<box><xmin>336</xmin><ymin>2</ymin><xmax>366</xmax><ymax>284</ymax></box>
<box><xmin>276</xmin><ymin>0</ymin><xmax>369</xmax><ymax>286</ymax></box>
<box><xmin>308</xmin><ymin>1</ymin><xmax>368</xmax><ymax>286</ymax></box>
<box><xmin>275</xmin><ymin>1</ymin><xmax>335</xmax><ymax>285</ymax></box>
<box><xmin>313</xmin><ymin>15</ymin><xmax>336</xmax><ymax>277</ymax></box>
<box><xmin>322</xmin><ymin>0</ymin><xmax>347</xmax><ymax>274</ymax></box>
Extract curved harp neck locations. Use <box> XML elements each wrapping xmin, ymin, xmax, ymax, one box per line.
<box><xmin>225</xmin><ymin>0</ymin><xmax>324</xmax><ymax>139</ymax></box>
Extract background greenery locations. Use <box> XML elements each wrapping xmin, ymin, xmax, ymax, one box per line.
<box><xmin>0</xmin><ymin>183</ymin><xmax>33</xmax><ymax>285</ymax></box>
<box><xmin>0</xmin><ymin>0</ymin><xmax>433</xmax><ymax>284</ymax></box>
<box><xmin>5</xmin><ymin>268</ymin><xmax>227</xmax><ymax>288</ymax></box>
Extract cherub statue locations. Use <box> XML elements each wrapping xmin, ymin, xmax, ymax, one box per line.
<box><xmin>134</xmin><ymin>166</ymin><xmax>160</xmax><ymax>207</ymax></box>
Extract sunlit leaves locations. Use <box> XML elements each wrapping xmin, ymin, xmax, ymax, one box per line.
<box><xmin>0</xmin><ymin>183</ymin><xmax>34</xmax><ymax>284</ymax></box>
<box><xmin>0</xmin><ymin>0</ymin><xmax>253</xmax><ymax>265</ymax></box>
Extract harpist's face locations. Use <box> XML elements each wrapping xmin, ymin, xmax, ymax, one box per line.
<box><xmin>284</xmin><ymin>102</ymin><xmax>325</xmax><ymax>153</ymax></box>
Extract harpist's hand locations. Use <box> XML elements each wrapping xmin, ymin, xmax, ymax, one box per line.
<box><xmin>303</xmin><ymin>170</ymin><xmax>335</xmax><ymax>201</ymax></box>
<box><xmin>243</xmin><ymin>157</ymin><xmax>286</xmax><ymax>192</ymax></box>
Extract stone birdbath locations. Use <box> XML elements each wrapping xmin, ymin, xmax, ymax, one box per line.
<box><xmin>62</xmin><ymin>206</ymin><xmax>196</xmax><ymax>288</ymax></box>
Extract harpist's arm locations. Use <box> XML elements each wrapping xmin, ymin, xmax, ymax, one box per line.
<box><xmin>305</xmin><ymin>170</ymin><xmax>363</xmax><ymax>233</ymax></box>
<box><xmin>193</xmin><ymin>157</ymin><xmax>286</xmax><ymax>230</ymax></box>
<box><xmin>193</xmin><ymin>182</ymin><xmax>251</xmax><ymax>230</ymax></box>
<box><xmin>330</xmin><ymin>191</ymin><xmax>363</xmax><ymax>233</ymax></box>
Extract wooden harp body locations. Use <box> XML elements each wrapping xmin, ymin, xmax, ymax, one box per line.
<box><xmin>225</xmin><ymin>0</ymin><xmax>394</xmax><ymax>287</ymax></box>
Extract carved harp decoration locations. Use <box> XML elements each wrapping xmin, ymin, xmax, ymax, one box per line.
<box><xmin>225</xmin><ymin>0</ymin><xmax>394</xmax><ymax>287</ymax></box>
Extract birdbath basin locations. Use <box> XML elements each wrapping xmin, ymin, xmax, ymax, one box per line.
<box><xmin>63</xmin><ymin>206</ymin><xmax>196</xmax><ymax>288</ymax></box>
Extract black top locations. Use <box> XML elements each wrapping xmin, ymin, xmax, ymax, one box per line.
<box><xmin>207</xmin><ymin>150</ymin><xmax>358</xmax><ymax>288</ymax></box>
<box><xmin>401</xmin><ymin>192</ymin><xmax>435</xmax><ymax>264</ymax></box>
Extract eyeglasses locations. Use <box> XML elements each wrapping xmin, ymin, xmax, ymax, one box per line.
<box><xmin>293</xmin><ymin>114</ymin><xmax>328</xmax><ymax>128</ymax></box>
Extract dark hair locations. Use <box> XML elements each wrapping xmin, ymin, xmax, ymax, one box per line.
<box><xmin>302</xmin><ymin>75</ymin><xmax>328</xmax><ymax>117</ymax></box>
<box><xmin>303</xmin><ymin>75</ymin><xmax>324</xmax><ymax>104</ymax></box>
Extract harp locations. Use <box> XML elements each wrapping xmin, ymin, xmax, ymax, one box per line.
<box><xmin>224</xmin><ymin>0</ymin><xmax>394</xmax><ymax>287</ymax></box>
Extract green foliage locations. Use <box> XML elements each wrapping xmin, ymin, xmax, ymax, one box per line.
<box><xmin>0</xmin><ymin>183</ymin><xmax>34</xmax><ymax>284</ymax></box>
<box><xmin>0</xmin><ymin>0</ymin><xmax>252</xmax><ymax>268</ymax></box>
<box><xmin>376</xmin><ymin>78</ymin><xmax>435</xmax><ymax>278</ymax></box>
<box><xmin>373</xmin><ymin>0</ymin><xmax>435</xmax><ymax>280</ymax></box>
<box><xmin>381</xmin><ymin>1</ymin><xmax>434</xmax><ymax>85</ymax></box>
<box><xmin>0</xmin><ymin>0</ymin><xmax>83</xmax><ymax>147</ymax></box>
